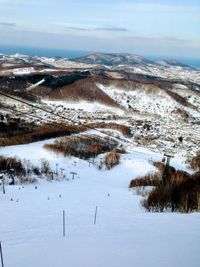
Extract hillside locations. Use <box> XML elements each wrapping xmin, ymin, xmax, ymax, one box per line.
<box><xmin>0</xmin><ymin>51</ymin><xmax>200</xmax><ymax>267</ymax></box>
<box><xmin>0</xmin><ymin>138</ymin><xmax>200</xmax><ymax>267</ymax></box>
<box><xmin>0</xmin><ymin>52</ymin><xmax>200</xmax><ymax>158</ymax></box>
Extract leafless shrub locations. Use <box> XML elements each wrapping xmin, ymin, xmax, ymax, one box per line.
<box><xmin>142</xmin><ymin>172</ymin><xmax>200</xmax><ymax>212</ymax></box>
<box><xmin>142</xmin><ymin>184</ymin><xmax>174</xmax><ymax>212</ymax></box>
<box><xmin>40</xmin><ymin>159</ymin><xmax>51</xmax><ymax>174</ymax></box>
<box><xmin>32</xmin><ymin>166</ymin><xmax>41</xmax><ymax>175</ymax></box>
<box><xmin>18</xmin><ymin>176</ymin><xmax>38</xmax><ymax>184</ymax></box>
<box><xmin>0</xmin><ymin>156</ymin><xmax>26</xmax><ymax>176</ymax></box>
<box><xmin>136</xmin><ymin>162</ymin><xmax>200</xmax><ymax>213</ymax></box>
<box><xmin>104</xmin><ymin>149</ymin><xmax>120</xmax><ymax>169</ymax></box>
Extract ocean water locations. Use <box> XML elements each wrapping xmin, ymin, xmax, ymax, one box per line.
<box><xmin>0</xmin><ymin>45</ymin><xmax>90</xmax><ymax>59</ymax></box>
<box><xmin>0</xmin><ymin>45</ymin><xmax>200</xmax><ymax>69</ymax></box>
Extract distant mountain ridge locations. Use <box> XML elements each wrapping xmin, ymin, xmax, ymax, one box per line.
<box><xmin>0</xmin><ymin>51</ymin><xmax>192</xmax><ymax>69</ymax></box>
<box><xmin>72</xmin><ymin>52</ymin><xmax>153</xmax><ymax>66</ymax></box>
<box><xmin>72</xmin><ymin>52</ymin><xmax>190</xmax><ymax>68</ymax></box>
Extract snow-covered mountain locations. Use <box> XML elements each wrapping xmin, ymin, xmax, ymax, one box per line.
<box><xmin>1</xmin><ymin>52</ymin><xmax>200</xmax><ymax>267</ymax></box>
<box><xmin>72</xmin><ymin>52</ymin><xmax>153</xmax><ymax>66</ymax></box>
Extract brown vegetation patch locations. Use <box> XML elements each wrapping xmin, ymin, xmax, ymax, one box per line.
<box><xmin>0</xmin><ymin>156</ymin><xmax>26</xmax><ymax>176</ymax></box>
<box><xmin>0</xmin><ymin>122</ymin><xmax>85</xmax><ymax>146</ymax></box>
<box><xmin>0</xmin><ymin>117</ymin><xmax>132</xmax><ymax>146</ymax></box>
<box><xmin>44</xmin><ymin>134</ymin><xmax>118</xmax><ymax>159</ymax></box>
<box><xmin>47</xmin><ymin>77</ymin><xmax>120</xmax><ymax>108</ymax></box>
<box><xmin>130</xmin><ymin>161</ymin><xmax>200</xmax><ymax>212</ymax></box>
<box><xmin>153</xmin><ymin>161</ymin><xmax>191</xmax><ymax>184</ymax></box>
<box><xmin>104</xmin><ymin>149</ymin><xmax>120</xmax><ymax>169</ymax></box>
<box><xmin>165</xmin><ymin>90</ymin><xmax>190</xmax><ymax>107</ymax></box>
<box><xmin>88</xmin><ymin>122</ymin><xmax>131</xmax><ymax>137</ymax></box>
<box><xmin>171</xmin><ymin>108</ymin><xmax>189</xmax><ymax>120</ymax></box>
<box><xmin>129</xmin><ymin>173</ymin><xmax>160</xmax><ymax>188</ymax></box>
<box><xmin>190</xmin><ymin>151</ymin><xmax>200</xmax><ymax>171</ymax></box>
<box><xmin>142</xmin><ymin>172</ymin><xmax>200</xmax><ymax>212</ymax></box>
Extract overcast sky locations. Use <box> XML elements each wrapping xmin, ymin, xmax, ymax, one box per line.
<box><xmin>0</xmin><ymin>0</ymin><xmax>199</xmax><ymax>58</ymax></box>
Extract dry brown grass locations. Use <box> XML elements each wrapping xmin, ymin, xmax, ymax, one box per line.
<box><xmin>190</xmin><ymin>151</ymin><xmax>200</xmax><ymax>171</ymax></box>
<box><xmin>0</xmin><ymin>123</ymin><xmax>85</xmax><ymax>146</ymax></box>
<box><xmin>104</xmin><ymin>149</ymin><xmax>120</xmax><ymax>169</ymax></box>
<box><xmin>142</xmin><ymin>172</ymin><xmax>200</xmax><ymax>212</ymax></box>
<box><xmin>0</xmin><ymin>118</ymin><xmax>131</xmax><ymax>147</ymax></box>
<box><xmin>130</xmin><ymin>161</ymin><xmax>200</xmax><ymax>212</ymax></box>
<box><xmin>44</xmin><ymin>134</ymin><xmax>118</xmax><ymax>159</ymax></box>
<box><xmin>153</xmin><ymin>161</ymin><xmax>191</xmax><ymax>184</ymax></box>
<box><xmin>88</xmin><ymin>123</ymin><xmax>131</xmax><ymax>137</ymax></box>
<box><xmin>129</xmin><ymin>173</ymin><xmax>160</xmax><ymax>188</ymax></box>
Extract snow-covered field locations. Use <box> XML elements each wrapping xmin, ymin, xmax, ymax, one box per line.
<box><xmin>0</xmin><ymin>139</ymin><xmax>200</xmax><ymax>267</ymax></box>
<box><xmin>43</xmin><ymin>100</ymin><xmax>124</xmax><ymax>115</ymax></box>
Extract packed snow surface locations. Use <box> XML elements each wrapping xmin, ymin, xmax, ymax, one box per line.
<box><xmin>0</xmin><ymin>139</ymin><xmax>200</xmax><ymax>267</ymax></box>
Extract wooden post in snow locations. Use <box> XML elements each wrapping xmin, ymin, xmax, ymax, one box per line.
<box><xmin>56</xmin><ymin>163</ymin><xmax>59</xmax><ymax>176</ymax></box>
<box><xmin>70</xmin><ymin>172</ymin><xmax>77</xmax><ymax>180</ymax></box>
<box><xmin>0</xmin><ymin>241</ymin><xmax>4</xmax><ymax>267</ymax></box>
<box><xmin>63</xmin><ymin>210</ymin><xmax>66</xmax><ymax>237</ymax></box>
<box><xmin>161</xmin><ymin>154</ymin><xmax>173</xmax><ymax>185</ymax></box>
<box><xmin>94</xmin><ymin>206</ymin><xmax>98</xmax><ymax>225</ymax></box>
<box><xmin>50</xmin><ymin>172</ymin><xmax>54</xmax><ymax>180</ymax></box>
<box><xmin>2</xmin><ymin>178</ymin><xmax>5</xmax><ymax>195</ymax></box>
<box><xmin>60</xmin><ymin>168</ymin><xmax>65</xmax><ymax>176</ymax></box>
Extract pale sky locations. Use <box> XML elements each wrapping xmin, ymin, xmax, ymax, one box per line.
<box><xmin>0</xmin><ymin>0</ymin><xmax>200</xmax><ymax>58</ymax></box>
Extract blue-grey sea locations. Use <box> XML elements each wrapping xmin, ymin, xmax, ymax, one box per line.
<box><xmin>0</xmin><ymin>45</ymin><xmax>200</xmax><ymax>69</ymax></box>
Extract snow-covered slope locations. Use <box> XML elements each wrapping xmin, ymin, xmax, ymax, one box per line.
<box><xmin>0</xmin><ymin>139</ymin><xmax>199</xmax><ymax>267</ymax></box>
<box><xmin>97</xmin><ymin>83</ymin><xmax>178</xmax><ymax>118</ymax></box>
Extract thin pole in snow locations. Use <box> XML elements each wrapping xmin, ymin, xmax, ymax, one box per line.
<box><xmin>63</xmin><ymin>210</ymin><xmax>66</xmax><ymax>237</ymax></box>
<box><xmin>1</xmin><ymin>175</ymin><xmax>5</xmax><ymax>194</ymax></box>
<box><xmin>0</xmin><ymin>241</ymin><xmax>4</xmax><ymax>267</ymax></box>
<box><xmin>70</xmin><ymin>172</ymin><xmax>77</xmax><ymax>180</ymax></box>
<box><xmin>94</xmin><ymin>206</ymin><xmax>98</xmax><ymax>225</ymax></box>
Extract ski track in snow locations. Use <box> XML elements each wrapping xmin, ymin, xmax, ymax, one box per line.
<box><xmin>0</xmin><ymin>139</ymin><xmax>200</xmax><ymax>267</ymax></box>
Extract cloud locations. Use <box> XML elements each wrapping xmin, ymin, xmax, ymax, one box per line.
<box><xmin>64</xmin><ymin>26</ymin><xmax>129</xmax><ymax>33</ymax></box>
<box><xmin>94</xmin><ymin>27</ymin><xmax>129</xmax><ymax>32</ymax></box>
<box><xmin>0</xmin><ymin>22</ymin><xmax>16</xmax><ymax>27</ymax></box>
<box><xmin>64</xmin><ymin>26</ymin><xmax>89</xmax><ymax>32</ymax></box>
